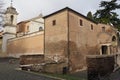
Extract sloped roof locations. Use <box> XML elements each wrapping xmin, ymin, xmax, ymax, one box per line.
<box><xmin>43</xmin><ymin>7</ymin><xmax>98</xmax><ymax>24</ymax></box>
<box><xmin>17</xmin><ymin>14</ymin><xmax>43</xmax><ymax>25</ymax></box>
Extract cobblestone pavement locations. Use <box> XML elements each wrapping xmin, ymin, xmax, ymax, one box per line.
<box><xmin>0</xmin><ymin>58</ymin><xmax>58</xmax><ymax>80</ymax></box>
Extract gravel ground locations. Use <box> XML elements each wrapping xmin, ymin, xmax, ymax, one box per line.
<box><xmin>0</xmin><ymin>58</ymin><xmax>58</xmax><ymax>80</ymax></box>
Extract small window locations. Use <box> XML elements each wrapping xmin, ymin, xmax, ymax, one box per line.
<box><xmin>79</xmin><ymin>19</ymin><xmax>83</xmax><ymax>26</ymax></box>
<box><xmin>91</xmin><ymin>24</ymin><xmax>93</xmax><ymax>30</ymax></box>
<box><xmin>39</xmin><ymin>27</ymin><xmax>43</xmax><ymax>31</ymax></box>
<box><xmin>102</xmin><ymin>27</ymin><xmax>105</xmax><ymax>32</ymax></box>
<box><xmin>52</xmin><ymin>20</ymin><xmax>56</xmax><ymax>26</ymax></box>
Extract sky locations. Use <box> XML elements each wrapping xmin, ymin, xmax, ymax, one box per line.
<box><xmin>3</xmin><ymin>0</ymin><xmax>120</xmax><ymax>22</ymax></box>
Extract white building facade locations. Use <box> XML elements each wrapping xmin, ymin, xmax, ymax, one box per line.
<box><xmin>27</xmin><ymin>14</ymin><xmax>44</xmax><ymax>34</ymax></box>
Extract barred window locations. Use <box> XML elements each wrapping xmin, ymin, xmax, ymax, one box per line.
<box><xmin>52</xmin><ymin>20</ymin><xmax>56</xmax><ymax>26</ymax></box>
<box><xmin>79</xmin><ymin>19</ymin><xmax>83</xmax><ymax>26</ymax></box>
<box><xmin>91</xmin><ymin>24</ymin><xmax>93</xmax><ymax>30</ymax></box>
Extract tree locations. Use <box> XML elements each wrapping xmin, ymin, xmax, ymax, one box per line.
<box><xmin>87</xmin><ymin>11</ymin><xmax>93</xmax><ymax>20</ymax></box>
<box><xmin>93</xmin><ymin>0</ymin><xmax>120</xmax><ymax>30</ymax></box>
<box><xmin>0</xmin><ymin>0</ymin><xmax>4</xmax><ymax>27</ymax></box>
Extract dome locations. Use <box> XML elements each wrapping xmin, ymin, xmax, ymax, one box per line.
<box><xmin>5</xmin><ymin>6</ymin><xmax>18</xmax><ymax>15</ymax></box>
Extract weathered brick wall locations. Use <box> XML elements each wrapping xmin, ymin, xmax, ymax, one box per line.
<box><xmin>44</xmin><ymin>8</ymin><xmax>118</xmax><ymax>73</ymax></box>
<box><xmin>20</xmin><ymin>54</ymin><xmax>44</xmax><ymax>65</ymax></box>
<box><xmin>86</xmin><ymin>55</ymin><xmax>115</xmax><ymax>80</ymax></box>
<box><xmin>68</xmin><ymin>11</ymin><xmax>100</xmax><ymax>72</ymax></box>
<box><xmin>7</xmin><ymin>32</ymin><xmax>44</xmax><ymax>57</ymax></box>
<box><xmin>44</xmin><ymin>10</ymin><xmax>68</xmax><ymax>63</ymax></box>
<box><xmin>44</xmin><ymin>62</ymin><xmax>67</xmax><ymax>74</ymax></box>
<box><xmin>97</xmin><ymin>24</ymin><xmax>117</xmax><ymax>45</ymax></box>
<box><xmin>68</xmin><ymin>11</ymin><xmax>118</xmax><ymax>72</ymax></box>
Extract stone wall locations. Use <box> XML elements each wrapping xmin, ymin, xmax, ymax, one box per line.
<box><xmin>86</xmin><ymin>55</ymin><xmax>115</xmax><ymax>80</ymax></box>
<box><xmin>44</xmin><ymin>10</ymin><xmax>68</xmax><ymax>63</ymax></box>
<box><xmin>20</xmin><ymin>54</ymin><xmax>44</xmax><ymax>65</ymax></box>
<box><xmin>68</xmin><ymin>11</ymin><xmax>100</xmax><ymax>72</ymax></box>
<box><xmin>44</xmin><ymin>62</ymin><xmax>68</xmax><ymax>74</ymax></box>
<box><xmin>7</xmin><ymin>31</ymin><xmax>44</xmax><ymax>58</ymax></box>
<box><xmin>44</xmin><ymin>8</ymin><xmax>118</xmax><ymax>73</ymax></box>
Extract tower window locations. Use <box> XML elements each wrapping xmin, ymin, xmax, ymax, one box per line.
<box><xmin>52</xmin><ymin>20</ymin><xmax>56</xmax><ymax>26</ymax></box>
<box><xmin>10</xmin><ymin>15</ymin><xmax>14</xmax><ymax>24</ymax></box>
<box><xmin>79</xmin><ymin>19</ymin><xmax>83</xmax><ymax>26</ymax></box>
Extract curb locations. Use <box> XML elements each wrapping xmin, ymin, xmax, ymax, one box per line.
<box><xmin>15</xmin><ymin>68</ymin><xmax>66</xmax><ymax>80</ymax></box>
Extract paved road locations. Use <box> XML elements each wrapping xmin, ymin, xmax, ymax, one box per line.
<box><xmin>0</xmin><ymin>58</ymin><xmax>58</xmax><ymax>80</ymax></box>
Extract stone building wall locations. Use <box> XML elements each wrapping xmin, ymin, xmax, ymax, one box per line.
<box><xmin>44</xmin><ymin>10</ymin><xmax>68</xmax><ymax>63</ymax></box>
<box><xmin>20</xmin><ymin>54</ymin><xmax>44</xmax><ymax>65</ymax></box>
<box><xmin>44</xmin><ymin>7</ymin><xmax>118</xmax><ymax>73</ymax></box>
<box><xmin>68</xmin><ymin>11</ymin><xmax>99</xmax><ymax>72</ymax></box>
<box><xmin>68</xmin><ymin>11</ymin><xmax>118</xmax><ymax>72</ymax></box>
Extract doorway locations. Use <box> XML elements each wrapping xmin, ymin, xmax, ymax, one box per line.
<box><xmin>101</xmin><ymin>46</ymin><xmax>108</xmax><ymax>54</ymax></box>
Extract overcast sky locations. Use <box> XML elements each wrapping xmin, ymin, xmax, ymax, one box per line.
<box><xmin>3</xmin><ymin>0</ymin><xmax>120</xmax><ymax>22</ymax></box>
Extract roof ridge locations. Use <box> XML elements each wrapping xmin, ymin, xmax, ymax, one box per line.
<box><xmin>43</xmin><ymin>7</ymin><xmax>98</xmax><ymax>24</ymax></box>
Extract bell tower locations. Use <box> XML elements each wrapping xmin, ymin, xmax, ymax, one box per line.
<box><xmin>2</xmin><ymin>0</ymin><xmax>18</xmax><ymax>53</ymax></box>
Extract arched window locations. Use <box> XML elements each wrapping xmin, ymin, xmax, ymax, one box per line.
<box><xmin>10</xmin><ymin>15</ymin><xmax>14</xmax><ymax>24</ymax></box>
<box><xmin>39</xmin><ymin>27</ymin><xmax>43</xmax><ymax>31</ymax></box>
<box><xmin>112</xmin><ymin>36</ymin><xmax>116</xmax><ymax>42</ymax></box>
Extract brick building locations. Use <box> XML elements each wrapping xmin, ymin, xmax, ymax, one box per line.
<box><xmin>44</xmin><ymin>7</ymin><xmax>118</xmax><ymax>72</ymax></box>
